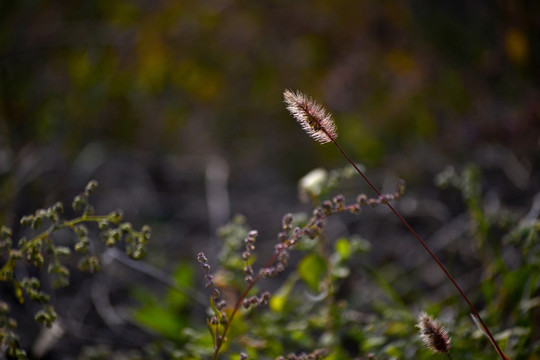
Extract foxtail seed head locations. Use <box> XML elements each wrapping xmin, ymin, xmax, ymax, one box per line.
<box><xmin>284</xmin><ymin>89</ymin><xmax>337</xmax><ymax>144</ymax></box>
<box><xmin>417</xmin><ymin>312</ymin><xmax>452</xmax><ymax>354</ymax></box>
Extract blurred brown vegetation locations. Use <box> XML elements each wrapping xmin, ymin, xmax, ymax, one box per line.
<box><xmin>2</xmin><ymin>0</ymin><xmax>539</xmax><ymax>240</ymax></box>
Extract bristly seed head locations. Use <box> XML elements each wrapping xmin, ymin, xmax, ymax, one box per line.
<box><xmin>284</xmin><ymin>89</ymin><xmax>337</xmax><ymax>144</ymax></box>
<box><xmin>417</xmin><ymin>312</ymin><xmax>451</xmax><ymax>354</ymax></box>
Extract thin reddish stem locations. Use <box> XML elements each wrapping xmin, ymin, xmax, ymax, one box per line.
<box><xmin>211</xmin><ymin>232</ymin><xmax>305</xmax><ymax>360</ymax></box>
<box><xmin>330</xmin><ymin>138</ymin><xmax>507</xmax><ymax>360</ymax></box>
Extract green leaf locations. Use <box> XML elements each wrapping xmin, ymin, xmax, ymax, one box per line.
<box><xmin>133</xmin><ymin>293</ymin><xmax>186</xmax><ymax>339</ymax></box>
<box><xmin>13</xmin><ymin>280</ymin><xmax>24</xmax><ymax>304</ymax></box>
<box><xmin>167</xmin><ymin>263</ymin><xmax>194</xmax><ymax>309</ymax></box>
<box><xmin>298</xmin><ymin>254</ymin><xmax>326</xmax><ymax>293</ymax></box>
<box><xmin>270</xmin><ymin>274</ymin><xmax>299</xmax><ymax>312</ymax></box>
<box><xmin>335</xmin><ymin>238</ymin><xmax>351</xmax><ymax>260</ymax></box>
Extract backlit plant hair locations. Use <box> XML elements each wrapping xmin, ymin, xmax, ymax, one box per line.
<box><xmin>284</xmin><ymin>89</ymin><xmax>509</xmax><ymax>360</ymax></box>
<box><xmin>417</xmin><ymin>312</ymin><xmax>452</xmax><ymax>358</ymax></box>
<box><xmin>284</xmin><ymin>89</ymin><xmax>337</xmax><ymax>144</ymax></box>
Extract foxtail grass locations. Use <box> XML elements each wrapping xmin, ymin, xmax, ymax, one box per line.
<box><xmin>284</xmin><ymin>89</ymin><xmax>509</xmax><ymax>360</ymax></box>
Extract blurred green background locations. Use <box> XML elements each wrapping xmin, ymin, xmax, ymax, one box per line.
<box><xmin>1</xmin><ymin>0</ymin><xmax>538</xmax><ymax>225</ymax></box>
<box><xmin>1</xmin><ymin>0</ymin><xmax>538</xmax><ymax>172</ymax></box>
<box><xmin>0</xmin><ymin>0</ymin><xmax>539</xmax><ymax>358</ymax></box>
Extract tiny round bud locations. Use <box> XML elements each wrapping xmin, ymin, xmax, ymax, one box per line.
<box><xmin>105</xmin><ymin>236</ymin><xmax>116</xmax><ymax>247</ymax></box>
<box><xmin>349</xmin><ymin>204</ymin><xmax>360</xmax><ymax>214</ymax></box>
<box><xmin>20</xmin><ymin>215</ymin><xmax>33</xmax><ymax>226</ymax></box>
<box><xmin>243</xmin><ymin>265</ymin><xmax>253</xmax><ymax>275</ymax></box>
<box><xmin>216</xmin><ymin>299</ymin><xmax>227</xmax><ymax>310</ymax></box>
<box><xmin>85</xmin><ymin>180</ymin><xmax>99</xmax><ymax>194</ymax></box>
<box><xmin>282</xmin><ymin>213</ymin><xmax>293</xmax><ymax>230</ymax></box>
<box><xmin>99</xmin><ymin>220</ymin><xmax>109</xmax><ymax>231</ymax></box>
<box><xmin>0</xmin><ymin>226</ymin><xmax>12</xmax><ymax>239</ymax></box>
<box><xmin>72</xmin><ymin>195</ymin><xmax>85</xmax><ymax>211</ymax></box>
<box><xmin>108</xmin><ymin>210</ymin><xmax>123</xmax><ymax>223</ymax></box>
<box><xmin>197</xmin><ymin>252</ymin><xmax>208</xmax><ymax>263</ymax></box>
<box><xmin>0</xmin><ymin>301</ymin><xmax>10</xmax><ymax>313</ymax></box>
<box><xmin>357</xmin><ymin>194</ymin><xmax>367</xmax><ymax>205</ymax></box>
<box><xmin>75</xmin><ymin>225</ymin><xmax>88</xmax><ymax>237</ymax></box>
<box><xmin>141</xmin><ymin>225</ymin><xmax>152</xmax><ymax>239</ymax></box>
<box><xmin>120</xmin><ymin>222</ymin><xmax>132</xmax><ymax>233</ymax></box>
<box><xmin>31</xmin><ymin>216</ymin><xmax>43</xmax><ymax>229</ymax></box>
<box><xmin>53</xmin><ymin>201</ymin><xmax>64</xmax><ymax>214</ymax></box>
<box><xmin>313</xmin><ymin>207</ymin><xmax>324</xmax><ymax>218</ymax></box>
<box><xmin>322</xmin><ymin>200</ymin><xmax>333</xmax><ymax>214</ymax></box>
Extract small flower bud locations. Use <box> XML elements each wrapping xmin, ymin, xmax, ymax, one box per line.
<box><xmin>332</xmin><ymin>194</ymin><xmax>345</xmax><ymax>210</ymax></box>
<box><xmin>197</xmin><ymin>252</ymin><xmax>208</xmax><ymax>263</ymax></box>
<box><xmin>1</xmin><ymin>226</ymin><xmax>12</xmax><ymax>239</ymax></box>
<box><xmin>52</xmin><ymin>201</ymin><xmax>64</xmax><ymax>214</ymax></box>
<box><xmin>120</xmin><ymin>222</ymin><xmax>132</xmax><ymax>233</ymax></box>
<box><xmin>72</xmin><ymin>195</ymin><xmax>85</xmax><ymax>211</ymax></box>
<box><xmin>349</xmin><ymin>204</ymin><xmax>361</xmax><ymax>214</ymax></box>
<box><xmin>108</xmin><ymin>210</ymin><xmax>123</xmax><ymax>223</ymax></box>
<box><xmin>313</xmin><ymin>207</ymin><xmax>324</xmax><ymax>218</ymax></box>
<box><xmin>98</xmin><ymin>220</ymin><xmax>109</xmax><ymax>231</ymax></box>
<box><xmin>322</xmin><ymin>200</ymin><xmax>333</xmax><ymax>214</ymax></box>
<box><xmin>20</xmin><ymin>215</ymin><xmax>33</xmax><ymax>226</ymax></box>
<box><xmin>243</xmin><ymin>265</ymin><xmax>253</xmax><ymax>275</ymax></box>
<box><xmin>282</xmin><ymin>213</ymin><xmax>293</xmax><ymax>230</ymax></box>
<box><xmin>85</xmin><ymin>180</ymin><xmax>99</xmax><ymax>195</ymax></box>
<box><xmin>357</xmin><ymin>194</ymin><xmax>367</xmax><ymax>205</ymax></box>
<box><xmin>216</xmin><ymin>299</ymin><xmax>227</xmax><ymax>310</ymax></box>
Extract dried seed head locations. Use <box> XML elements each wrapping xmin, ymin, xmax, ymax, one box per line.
<box><xmin>284</xmin><ymin>89</ymin><xmax>337</xmax><ymax>144</ymax></box>
<box><xmin>417</xmin><ymin>312</ymin><xmax>451</xmax><ymax>354</ymax></box>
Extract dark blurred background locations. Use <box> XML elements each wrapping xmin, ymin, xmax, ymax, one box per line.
<box><xmin>1</xmin><ymin>0</ymin><xmax>539</xmax><ymax>357</ymax></box>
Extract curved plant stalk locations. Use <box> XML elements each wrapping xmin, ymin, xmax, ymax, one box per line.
<box><xmin>284</xmin><ymin>89</ymin><xmax>509</xmax><ymax>360</ymax></box>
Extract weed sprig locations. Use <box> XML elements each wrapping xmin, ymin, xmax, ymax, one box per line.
<box><xmin>0</xmin><ymin>180</ymin><xmax>150</xmax><ymax>359</ymax></box>
<box><xmin>283</xmin><ymin>89</ymin><xmax>509</xmax><ymax>359</ymax></box>
<box><xmin>199</xmin><ymin>183</ymin><xmax>405</xmax><ymax>359</ymax></box>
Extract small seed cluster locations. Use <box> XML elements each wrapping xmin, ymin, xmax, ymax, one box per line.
<box><xmin>200</xmin><ymin>183</ymin><xmax>405</xmax><ymax>358</ymax></box>
<box><xmin>197</xmin><ymin>252</ymin><xmax>228</xmax><ymax>328</ymax></box>
<box><xmin>275</xmin><ymin>348</ymin><xmax>328</xmax><ymax>360</ymax></box>
<box><xmin>0</xmin><ymin>180</ymin><xmax>151</xmax><ymax>359</ymax></box>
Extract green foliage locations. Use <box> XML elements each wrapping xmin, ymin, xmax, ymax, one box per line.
<box><xmin>2</xmin><ymin>162</ymin><xmax>539</xmax><ymax>359</ymax></box>
<box><xmin>132</xmin><ymin>263</ymin><xmax>194</xmax><ymax>339</ymax></box>
<box><xmin>174</xmin><ymin>164</ymin><xmax>537</xmax><ymax>359</ymax></box>
<box><xmin>0</xmin><ymin>180</ymin><xmax>151</xmax><ymax>359</ymax></box>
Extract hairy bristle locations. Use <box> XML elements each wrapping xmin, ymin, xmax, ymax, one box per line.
<box><xmin>417</xmin><ymin>312</ymin><xmax>451</xmax><ymax>354</ymax></box>
<box><xmin>283</xmin><ymin>89</ymin><xmax>337</xmax><ymax>144</ymax></box>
